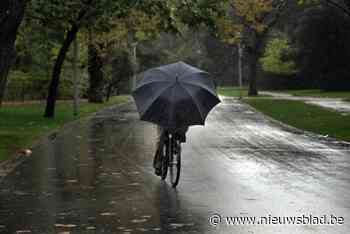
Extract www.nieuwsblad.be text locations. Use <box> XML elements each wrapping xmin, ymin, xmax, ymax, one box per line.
<box><xmin>209</xmin><ymin>214</ymin><xmax>344</xmax><ymax>226</ymax></box>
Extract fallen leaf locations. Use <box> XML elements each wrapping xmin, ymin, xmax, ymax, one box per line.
<box><xmin>170</xmin><ymin>223</ymin><xmax>185</xmax><ymax>228</ymax></box>
<box><xmin>66</xmin><ymin>179</ymin><xmax>78</xmax><ymax>183</ymax></box>
<box><xmin>18</xmin><ymin>149</ymin><xmax>32</xmax><ymax>156</ymax></box>
<box><xmin>54</xmin><ymin>224</ymin><xmax>77</xmax><ymax>228</ymax></box>
<box><xmin>131</xmin><ymin>219</ymin><xmax>147</xmax><ymax>223</ymax></box>
<box><xmin>100</xmin><ymin>212</ymin><xmax>116</xmax><ymax>216</ymax></box>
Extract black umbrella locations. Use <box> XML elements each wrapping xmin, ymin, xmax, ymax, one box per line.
<box><xmin>132</xmin><ymin>61</ymin><xmax>220</xmax><ymax>129</ymax></box>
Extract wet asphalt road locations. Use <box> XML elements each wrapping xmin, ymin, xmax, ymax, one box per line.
<box><xmin>1</xmin><ymin>98</ymin><xmax>350</xmax><ymax>234</ymax></box>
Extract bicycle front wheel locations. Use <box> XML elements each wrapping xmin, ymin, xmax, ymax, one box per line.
<box><xmin>169</xmin><ymin>140</ymin><xmax>181</xmax><ymax>187</ymax></box>
<box><xmin>160</xmin><ymin>136</ymin><xmax>170</xmax><ymax>180</ymax></box>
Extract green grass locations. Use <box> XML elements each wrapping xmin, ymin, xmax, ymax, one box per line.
<box><xmin>218</xmin><ymin>86</ymin><xmax>248</xmax><ymax>97</ymax></box>
<box><xmin>218</xmin><ymin>86</ymin><xmax>270</xmax><ymax>98</ymax></box>
<box><xmin>273</xmin><ymin>89</ymin><xmax>350</xmax><ymax>99</ymax></box>
<box><xmin>245</xmin><ymin>99</ymin><xmax>350</xmax><ymax>142</ymax></box>
<box><xmin>0</xmin><ymin>95</ymin><xmax>131</xmax><ymax>161</ymax></box>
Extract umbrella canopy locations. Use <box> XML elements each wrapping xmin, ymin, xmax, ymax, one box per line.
<box><xmin>132</xmin><ymin>61</ymin><xmax>221</xmax><ymax>129</ymax></box>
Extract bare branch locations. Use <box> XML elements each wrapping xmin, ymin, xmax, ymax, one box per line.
<box><xmin>323</xmin><ymin>0</ymin><xmax>350</xmax><ymax>17</ymax></box>
<box><xmin>263</xmin><ymin>0</ymin><xmax>289</xmax><ymax>30</ymax></box>
<box><xmin>73</xmin><ymin>0</ymin><xmax>95</xmax><ymax>27</ymax></box>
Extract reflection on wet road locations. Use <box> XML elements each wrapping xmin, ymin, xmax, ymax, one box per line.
<box><xmin>1</xmin><ymin>99</ymin><xmax>350</xmax><ymax>233</ymax></box>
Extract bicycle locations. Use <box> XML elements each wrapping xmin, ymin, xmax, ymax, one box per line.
<box><xmin>160</xmin><ymin>132</ymin><xmax>182</xmax><ymax>188</ymax></box>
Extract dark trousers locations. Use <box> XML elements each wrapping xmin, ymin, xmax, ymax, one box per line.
<box><xmin>153</xmin><ymin>126</ymin><xmax>188</xmax><ymax>170</ymax></box>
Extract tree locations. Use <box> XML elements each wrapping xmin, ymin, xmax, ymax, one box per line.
<box><xmin>87</xmin><ymin>1</ymin><xmax>227</xmax><ymax>99</ymax></box>
<box><xmin>260</xmin><ymin>37</ymin><xmax>297</xmax><ymax>75</ymax></box>
<box><xmin>85</xmin><ymin>7</ymin><xmax>163</xmax><ymax>102</ymax></box>
<box><xmin>216</xmin><ymin>0</ymin><xmax>289</xmax><ymax>96</ymax></box>
<box><xmin>28</xmin><ymin>0</ymin><xmax>228</xmax><ymax>117</ymax></box>
<box><xmin>299</xmin><ymin>0</ymin><xmax>350</xmax><ymax>17</ymax></box>
<box><xmin>295</xmin><ymin>5</ymin><xmax>350</xmax><ymax>90</ymax></box>
<box><xmin>87</xmin><ymin>35</ymin><xmax>105</xmax><ymax>103</ymax></box>
<box><xmin>106</xmin><ymin>50</ymin><xmax>133</xmax><ymax>100</ymax></box>
<box><xmin>0</xmin><ymin>0</ymin><xmax>27</xmax><ymax>106</ymax></box>
<box><xmin>29</xmin><ymin>0</ymin><xmax>140</xmax><ymax>117</ymax></box>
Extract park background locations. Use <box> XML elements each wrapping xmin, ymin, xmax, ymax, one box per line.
<box><xmin>1</xmin><ymin>0</ymin><xmax>350</xmax><ymax>161</ymax></box>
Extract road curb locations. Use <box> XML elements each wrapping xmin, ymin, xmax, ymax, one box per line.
<box><xmin>0</xmin><ymin>101</ymin><xmax>132</xmax><ymax>184</ymax></box>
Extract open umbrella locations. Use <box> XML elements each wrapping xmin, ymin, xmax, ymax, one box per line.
<box><xmin>132</xmin><ymin>61</ymin><xmax>220</xmax><ymax>129</ymax></box>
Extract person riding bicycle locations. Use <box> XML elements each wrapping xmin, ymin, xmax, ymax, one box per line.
<box><xmin>153</xmin><ymin>125</ymin><xmax>188</xmax><ymax>176</ymax></box>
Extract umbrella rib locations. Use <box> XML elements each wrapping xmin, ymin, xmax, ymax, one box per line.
<box><xmin>179</xmin><ymin>71</ymin><xmax>210</xmax><ymax>80</ymax></box>
<box><xmin>168</xmin><ymin>85</ymin><xmax>177</xmax><ymax>127</ymax></box>
<box><xmin>180</xmin><ymin>79</ymin><xmax>218</xmax><ymax>97</ymax></box>
<box><xmin>179</xmin><ymin>83</ymin><xmax>205</xmax><ymax>121</ymax></box>
<box><xmin>178</xmin><ymin>72</ymin><xmax>218</xmax><ymax>96</ymax></box>
<box><xmin>153</xmin><ymin>68</ymin><xmax>173</xmax><ymax>79</ymax></box>
<box><xmin>136</xmin><ymin>80</ymin><xmax>170</xmax><ymax>89</ymax></box>
<box><xmin>135</xmin><ymin>69</ymin><xmax>173</xmax><ymax>89</ymax></box>
<box><xmin>138</xmin><ymin>83</ymin><xmax>174</xmax><ymax>117</ymax></box>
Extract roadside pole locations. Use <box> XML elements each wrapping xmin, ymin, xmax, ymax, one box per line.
<box><xmin>238</xmin><ymin>41</ymin><xmax>243</xmax><ymax>100</ymax></box>
<box><xmin>131</xmin><ymin>42</ymin><xmax>138</xmax><ymax>92</ymax></box>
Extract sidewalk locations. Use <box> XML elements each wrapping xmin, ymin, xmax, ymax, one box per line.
<box><xmin>260</xmin><ymin>91</ymin><xmax>350</xmax><ymax>113</ymax></box>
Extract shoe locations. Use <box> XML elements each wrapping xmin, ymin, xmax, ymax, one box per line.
<box><xmin>155</xmin><ymin>168</ymin><xmax>161</xmax><ymax>176</ymax></box>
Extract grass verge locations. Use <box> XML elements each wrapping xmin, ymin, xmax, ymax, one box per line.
<box><xmin>245</xmin><ymin>99</ymin><xmax>350</xmax><ymax>142</ymax></box>
<box><xmin>0</xmin><ymin>95</ymin><xmax>131</xmax><ymax>161</ymax></box>
<box><xmin>273</xmin><ymin>89</ymin><xmax>350</xmax><ymax>99</ymax></box>
<box><xmin>218</xmin><ymin>86</ymin><xmax>269</xmax><ymax>98</ymax></box>
<box><xmin>218</xmin><ymin>87</ymin><xmax>247</xmax><ymax>97</ymax></box>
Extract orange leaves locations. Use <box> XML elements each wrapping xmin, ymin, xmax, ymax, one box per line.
<box><xmin>90</xmin><ymin>9</ymin><xmax>162</xmax><ymax>53</ymax></box>
<box><xmin>126</xmin><ymin>9</ymin><xmax>162</xmax><ymax>41</ymax></box>
<box><xmin>233</xmin><ymin>0</ymin><xmax>273</xmax><ymax>32</ymax></box>
<box><xmin>215</xmin><ymin>17</ymin><xmax>243</xmax><ymax>44</ymax></box>
<box><xmin>215</xmin><ymin>0</ymin><xmax>280</xmax><ymax>44</ymax></box>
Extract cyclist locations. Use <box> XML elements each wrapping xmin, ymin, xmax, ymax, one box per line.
<box><xmin>153</xmin><ymin>125</ymin><xmax>188</xmax><ymax>176</ymax></box>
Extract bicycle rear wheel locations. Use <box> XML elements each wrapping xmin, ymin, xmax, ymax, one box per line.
<box><xmin>169</xmin><ymin>140</ymin><xmax>181</xmax><ymax>187</ymax></box>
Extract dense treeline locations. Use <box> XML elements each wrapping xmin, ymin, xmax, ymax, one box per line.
<box><xmin>258</xmin><ymin>0</ymin><xmax>350</xmax><ymax>91</ymax></box>
<box><xmin>1</xmin><ymin>0</ymin><xmax>231</xmax><ymax>118</ymax></box>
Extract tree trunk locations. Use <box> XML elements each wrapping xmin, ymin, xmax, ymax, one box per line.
<box><xmin>88</xmin><ymin>43</ymin><xmax>104</xmax><ymax>103</ymax></box>
<box><xmin>106</xmin><ymin>83</ymin><xmax>113</xmax><ymax>102</ymax></box>
<box><xmin>237</xmin><ymin>43</ymin><xmax>243</xmax><ymax>98</ymax></box>
<box><xmin>245</xmin><ymin>30</ymin><xmax>260</xmax><ymax>97</ymax></box>
<box><xmin>248</xmin><ymin>51</ymin><xmax>258</xmax><ymax>96</ymax></box>
<box><xmin>44</xmin><ymin>24</ymin><xmax>79</xmax><ymax>118</ymax></box>
<box><xmin>0</xmin><ymin>0</ymin><xmax>26</xmax><ymax>106</ymax></box>
<box><xmin>72</xmin><ymin>38</ymin><xmax>79</xmax><ymax>116</ymax></box>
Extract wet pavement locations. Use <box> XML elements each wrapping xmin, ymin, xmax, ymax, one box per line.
<box><xmin>260</xmin><ymin>91</ymin><xmax>350</xmax><ymax>113</ymax></box>
<box><xmin>1</xmin><ymin>99</ymin><xmax>350</xmax><ymax>233</ymax></box>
